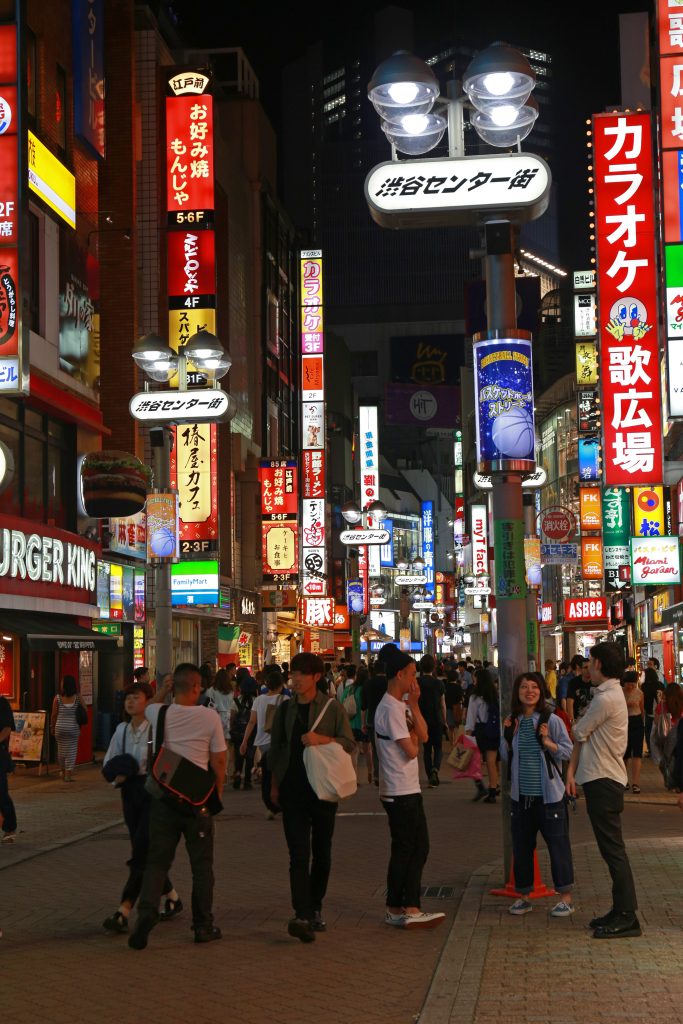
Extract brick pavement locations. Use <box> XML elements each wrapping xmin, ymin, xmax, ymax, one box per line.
<box><xmin>1</xmin><ymin>755</ymin><xmax>682</xmax><ymax>1024</ymax></box>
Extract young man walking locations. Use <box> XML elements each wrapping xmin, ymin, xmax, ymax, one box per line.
<box><xmin>270</xmin><ymin>652</ymin><xmax>356</xmax><ymax>943</ymax></box>
<box><xmin>566</xmin><ymin>641</ymin><xmax>640</xmax><ymax>938</ymax></box>
<box><xmin>375</xmin><ymin>644</ymin><xmax>445</xmax><ymax>930</ymax></box>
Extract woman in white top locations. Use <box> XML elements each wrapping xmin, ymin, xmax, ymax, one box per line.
<box><xmin>240</xmin><ymin>667</ymin><xmax>289</xmax><ymax>818</ymax></box>
<box><xmin>204</xmin><ymin>669</ymin><xmax>236</xmax><ymax>753</ymax></box>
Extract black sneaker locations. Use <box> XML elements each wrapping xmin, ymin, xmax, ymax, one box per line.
<box><xmin>429</xmin><ymin>769</ymin><xmax>440</xmax><ymax>787</ymax></box>
<box><xmin>159</xmin><ymin>897</ymin><xmax>183</xmax><ymax>922</ymax></box>
<box><xmin>483</xmin><ymin>789</ymin><xmax>497</xmax><ymax>803</ymax></box>
<box><xmin>128</xmin><ymin>914</ymin><xmax>157</xmax><ymax>951</ymax></box>
<box><xmin>310</xmin><ymin>910</ymin><xmax>326</xmax><ymax>932</ymax></box>
<box><xmin>103</xmin><ymin>911</ymin><xmax>128</xmax><ymax>934</ymax></box>
<box><xmin>592</xmin><ymin>913</ymin><xmax>641</xmax><ymax>939</ymax></box>
<box><xmin>232</xmin><ymin>776</ymin><xmax>241</xmax><ymax>790</ymax></box>
<box><xmin>589</xmin><ymin>908</ymin><xmax>616</xmax><ymax>929</ymax></box>
<box><xmin>194</xmin><ymin>925</ymin><xmax>222</xmax><ymax>944</ymax></box>
<box><xmin>288</xmin><ymin>917</ymin><xmax>315</xmax><ymax>943</ymax></box>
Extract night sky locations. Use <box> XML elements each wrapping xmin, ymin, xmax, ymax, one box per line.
<box><xmin>174</xmin><ymin>0</ymin><xmax>654</xmax><ymax>268</ymax></box>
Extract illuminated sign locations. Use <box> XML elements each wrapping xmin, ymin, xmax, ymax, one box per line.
<box><xmin>473</xmin><ymin>336</ymin><xmax>535</xmax><ymax>472</ymax></box>
<box><xmin>262</xmin><ymin>522</ymin><xmax>298</xmax><ymax>580</ymax></box>
<box><xmin>578</xmin><ymin>437</ymin><xmax>601</xmax><ymax>481</ymax></box>
<box><xmin>541</xmin><ymin>543</ymin><xmax>578</xmax><ymax>565</ymax></box>
<box><xmin>72</xmin><ymin>0</ymin><xmax>105</xmax><ymax>159</ymax></box>
<box><xmin>27</xmin><ymin>130</ymin><xmax>76</xmax><ymax>228</ymax></box>
<box><xmin>302</xmin><ymin>449</ymin><xmax>325</xmax><ymax>499</ymax></box>
<box><xmin>576</xmin><ymin>341</ymin><xmax>598</xmax><ymax>385</ymax></box>
<box><xmin>167</xmin><ymin>229</ymin><xmax>216</xmax><ymax>302</ymax></box>
<box><xmin>564</xmin><ymin>596</ymin><xmax>608</xmax><ymax>624</ymax></box>
<box><xmin>339</xmin><ymin>529</ymin><xmax>390</xmax><ymax>546</ymax></box>
<box><xmin>579</xmin><ymin>488</ymin><xmax>602</xmax><ymax>530</ymax></box>
<box><xmin>541</xmin><ymin>603</ymin><xmax>554</xmax><ymax>624</ymax></box>
<box><xmin>302</xmin><ymin>403</ymin><xmax>325</xmax><ymax>449</ymax></box>
<box><xmin>301</xmin><ymin>354</ymin><xmax>324</xmax><ymax>401</ymax></box>
<box><xmin>471</xmin><ymin>504</ymin><xmax>488</xmax><ymax>583</ymax></box>
<box><xmin>594</xmin><ymin>112</ymin><xmax>663</xmax><ymax>484</ymax></box>
<box><xmin>365</xmin><ymin>152</ymin><xmax>551</xmax><ymax>229</ymax></box>
<box><xmin>109</xmin><ymin>562</ymin><xmax>123</xmax><ymax>620</ymax></box>
<box><xmin>165</xmin><ymin>89</ymin><xmax>214</xmax><ymax>218</ymax></box>
<box><xmin>574</xmin><ymin>292</ymin><xmax>596</xmax><ymax>337</ymax></box>
<box><xmin>260</xmin><ymin>458</ymin><xmax>298</xmax><ymax>583</ymax></box>
<box><xmin>633</xmin><ymin>486</ymin><xmax>665</xmax><ymax>538</ymax></box>
<box><xmin>146</xmin><ymin>492</ymin><xmax>179</xmax><ymax>561</ymax></box>
<box><xmin>260</xmin><ymin>460</ymin><xmax>298</xmax><ymax>519</ymax></box>
<box><xmin>603</xmin><ymin>486</ymin><xmax>631</xmax><ymax>591</ymax></box>
<box><xmin>631</xmin><ymin>535</ymin><xmax>681</xmax><ymax>585</ymax></box>
<box><xmin>130</xmin><ymin>388</ymin><xmax>231</xmax><ymax>423</ymax></box>
<box><xmin>581</xmin><ymin>537</ymin><xmax>604</xmax><ymax>580</ymax></box>
<box><xmin>421</xmin><ymin>501</ymin><xmax>435</xmax><ymax>599</ymax></box>
<box><xmin>0</xmin><ymin>26</ymin><xmax>20</xmax><ymax>395</ymax></box>
<box><xmin>109</xmin><ymin>513</ymin><xmax>146</xmax><ymax>561</ymax></box>
<box><xmin>538</xmin><ymin>506</ymin><xmax>576</xmax><ymax>542</ymax></box>
<box><xmin>299</xmin><ymin>597</ymin><xmax>335</xmax><ymax>628</ymax></box>
<box><xmin>300</xmin><ymin>250</ymin><xmax>327</xmax><ymax>595</ymax></box>
<box><xmin>359</xmin><ymin>405</ymin><xmax>379</xmax><ymax>509</ymax></box>
<box><xmin>170</xmin><ymin>423</ymin><xmax>218</xmax><ymax>555</ymax></box>
<box><xmin>380</xmin><ymin>518</ymin><xmax>394</xmax><ymax>566</ymax></box>
<box><xmin>0</xmin><ymin>521</ymin><xmax>96</xmax><ymax>602</ymax></box>
<box><xmin>171</xmin><ymin>559</ymin><xmax>219</xmax><ymax>605</ymax></box>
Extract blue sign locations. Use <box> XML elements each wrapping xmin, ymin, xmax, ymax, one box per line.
<box><xmin>421</xmin><ymin>501</ymin><xmax>435</xmax><ymax>599</ymax></box>
<box><xmin>578</xmin><ymin>437</ymin><xmax>601</xmax><ymax>482</ymax></box>
<box><xmin>361</xmin><ymin>641</ymin><xmax>423</xmax><ymax>653</ymax></box>
<box><xmin>380</xmin><ymin>519</ymin><xmax>394</xmax><ymax>566</ymax></box>
<box><xmin>72</xmin><ymin>0</ymin><xmax>105</xmax><ymax>159</ymax></box>
<box><xmin>347</xmin><ymin>578</ymin><xmax>364</xmax><ymax>614</ymax></box>
<box><xmin>473</xmin><ymin>337</ymin><xmax>535</xmax><ymax>470</ymax></box>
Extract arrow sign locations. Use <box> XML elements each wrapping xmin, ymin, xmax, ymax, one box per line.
<box><xmin>339</xmin><ymin>528</ymin><xmax>390</xmax><ymax>546</ymax></box>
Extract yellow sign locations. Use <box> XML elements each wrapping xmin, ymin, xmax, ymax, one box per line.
<box><xmin>633</xmin><ymin>487</ymin><xmax>665</xmax><ymax>538</ymax></box>
<box><xmin>168</xmin><ymin>307</ymin><xmax>216</xmax><ymax>354</ymax></box>
<box><xmin>575</xmin><ymin>341</ymin><xmax>598</xmax><ymax>385</ymax></box>
<box><xmin>27</xmin><ymin>131</ymin><xmax>76</xmax><ymax>228</ymax></box>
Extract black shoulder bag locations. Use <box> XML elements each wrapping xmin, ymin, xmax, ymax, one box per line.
<box><xmin>149</xmin><ymin>705</ymin><xmax>222</xmax><ymax>815</ymax></box>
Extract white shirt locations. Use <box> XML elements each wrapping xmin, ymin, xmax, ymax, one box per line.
<box><xmin>573</xmin><ymin>678</ymin><xmax>628</xmax><ymax>787</ymax></box>
<box><xmin>146</xmin><ymin>703</ymin><xmax>226</xmax><ymax>771</ymax></box>
<box><xmin>374</xmin><ymin>692</ymin><xmax>420</xmax><ymax>798</ymax></box>
<box><xmin>252</xmin><ymin>692</ymin><xmax>289</xmax><ymax>747</ymax></box>
<box><xmin>103</xmin><ymin>720</ymin><xmax>152</xmax><ymax>776</ymax></box>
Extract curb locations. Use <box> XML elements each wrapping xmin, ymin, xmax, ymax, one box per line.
<box><xmin>0</xmin><ymin>817</ymin><xmax>124</xmax><ymax>872</ymax></box>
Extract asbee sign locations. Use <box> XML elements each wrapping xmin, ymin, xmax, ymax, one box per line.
<box><xmin>564</xmin><ymin>597</ymin><xmax>608</xmax><ymax>624</ymax></box>
<box><xmin>365</xmin><ymin>153</ymin><xmax>551</xmax><ymax>229</ymax></box>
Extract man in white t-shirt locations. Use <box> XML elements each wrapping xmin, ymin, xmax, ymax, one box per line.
<box><xmin>128</xmin><ymin>663</ymin><xmax>227</xmax><ymax>951</ymax></box>
<box><xmin>374</xmin><ymin>644</ymin><xmax>445</xmax><ymax>931</ymax></box>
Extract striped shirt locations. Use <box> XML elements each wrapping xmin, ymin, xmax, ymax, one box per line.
<box><xmin>517</xmin><ymin>716</ymin><xmax>543</xmax><ymax>796</ymax></box>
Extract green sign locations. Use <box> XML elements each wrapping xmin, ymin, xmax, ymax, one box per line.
<box><xmin>526</xmin><ymin>618</ymin><xmax>538</xmax><ymax>655</ymax></box>
<box><xmin>91</xmin><ymin>621</ymin><xmax>121</xmax><ymax>636</ymax></box>
<box><xmin>602</xmin><ymin>488</ymin><xmax>630</xmax><ymax>543</ymax></box>
<box><xmin>494</xmin><ymin>519</ymin><xmax>526</xmax><ymax>599</ymax></box>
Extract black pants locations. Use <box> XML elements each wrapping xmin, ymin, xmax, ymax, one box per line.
<box><xmin>234</xmin><ymin>741</ymin><xmax>254</xmax><ymax>783</ymax></box>
<box><xmin>280</xmin><ymin>787</ymin><xmax>337</xmax><ymax>920</ymax></box>
<box><xmin>138</xmin><ymin>796</ymin><xmax>215</xmax><ymax>928</ymax></box>
<box><xmin>583</xmin><ymin>778</ymin><xmax>638</xmax><ymax>914</ymax></box>
<box><xmin>511</xmin><ymin>797</ymin><xmax>574</xmax><ymax>894</ymax></box>
<box><xmin>366</xmin><ymin>725</ymin><xmax>379</xmax><ymax>782</ymax></box>
<box><xmin>0</xmin><ymin>767</ymin><xmax>16</xmax><ymax>834</ymax></box>
<box><xmin>645</xmin><ymin>715</ymin><xmax>654</xmax><ymax>753</ymax></box>
<box><xmin>382</xmin><ymin>793</ymin><xmax>429</xmax><ymax>909</ymax></box>
<box><xmin>120</xmin><ymin>776</ymin><xmax>172</xmax><ymax>907</ymax></box>
<box><xmin>259</xmin><ymin>749</ymin><xmax>278</xmax><ymax>814</ymax></box>
<box><xmin>422</xmin><ymin>722</ymin><xmax>443</xmax><ymax>776</ymax></box>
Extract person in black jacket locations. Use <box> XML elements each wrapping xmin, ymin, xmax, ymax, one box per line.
<box><xmin>417</xmin><ymin>655</ymin><xmax>447</xmax><ymax>787</ymax></box>
<box><xmin>0</xmin><ymin>696</ymin><xmax>16</xmax><ymax>844</ymax></box>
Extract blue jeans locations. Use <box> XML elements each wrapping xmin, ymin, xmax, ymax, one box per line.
<box><xmin>511</xmin><ymin>796</ymin><xmax>573</xmax><ymax>895</ymax></box>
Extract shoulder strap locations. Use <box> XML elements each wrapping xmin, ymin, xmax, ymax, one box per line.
<box><xmin>310</xmin><ymin>698</ymin><xmax>334</xmax><ymax>733</ymax></box>
<box><xmin>154</xmin><ymin>704</ymin><xmax>169</xmax><ymax>758</ymax></box>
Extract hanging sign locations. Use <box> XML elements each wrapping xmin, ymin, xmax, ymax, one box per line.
<box><xmin>603</xmin><ymin>486</ymin><xmax>631</xmax><ymax>591</ymax></box>
<box><xmin>473</xmin><ymin>336</ymin><xmax>535</xmax><ymax>472</ymax></box>
<box><xmin>631</xmin><ymin>535</ymin><xmax>681</xmax><ymax>585</ymax></box>
<box><xmin>579</xmin><ymin>488</ymin><xmax>602</xmax><ymax>530</ymax></box>
<box><xmin>633</xmin><ymin>486</ymin><xmax>665</xmax><ymax>538</ymax></box>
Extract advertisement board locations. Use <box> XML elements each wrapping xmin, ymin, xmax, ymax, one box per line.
<box><xmin>28</xmin><ymin>130</ymin><xmax>76</xmax><ymax>228</ymax></box>
<box><xmin>170</xmin><ymin>423</ymin><xmax>218</xmax><ymax>555</ymax></box>
<box><xmin>262</xmin><ymin>522</ymin><xmax>298</xmax><ymax>581</ymax></box>
<box><xmin>581</xmin><ymin>538</ymin><xmax>604</xmax><ymax>580</ymax></box>
<box><xmin>576</xmin><ymin>341</ymin><xmax>598</xmax><ymax>385</ymax></box>
<box><xmin>72</xmin><ymin>0</ymin><xmax>105</xmax><ymax>158</ymax></box>
<box><xmin>421</xmin><ymin>501</ymin><xmax>435</xmax><ymax>599</ymax></box>
<box><xmin>633</xmin><ymin>486</ymin><xmax>665</xmax><ymax>538</ymax></box>
<box><xmin>564</xmin><ymin>597</ymin><xmax>608</xmax><ymax>624</ymax></box>
<box><xmin>603</xmin><ymin>487</ymin><xmax>631</xmax><ymax>591</ymax></box>
<box><xmin>631</xmin><ymin>536</ymin><xmax>681</xmax><ymax>585</ymax></box>
<box><xmin>300</xmin><ymin>250</ymin><xmax>326</xmax><ymax>595</ymax></box>
<box><xmin>579</xmin><ymin>488</ymin><xmax>602</xmax><ymax>530</ymax></box>
<box><xmin>146</xmin><ymin>492</ymin><xmax>179</xmax><ymax>561</ymax></box>
<box><xmin>171</xmin><ymin>559</ymin><xmax>219</xmax><ymax>605</ymax></box>
<box><xmin>578</xmin><ymin>437</ymin><xmax>601</xmax><ymax>481</ymax></box>
<box><xmin>473</xmin><ymin>336</ymin><xmax>535</xmax><ymax>471</ymax></box>
<box><xmin>594</xmin><ymin>111</ymin><xmax>663</xmax><ymax>483</ymax></box>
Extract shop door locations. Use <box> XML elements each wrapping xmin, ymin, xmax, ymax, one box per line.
<box><xmin>662</xmin><ymin>633</ymin><xmax>675</xmax><ymax>683</ymax></box>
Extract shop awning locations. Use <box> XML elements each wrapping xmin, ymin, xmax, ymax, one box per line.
<box><xmin>0</xmin><ymin>612</ymin><xmax>119</xmax><ymax>651</ymax></box>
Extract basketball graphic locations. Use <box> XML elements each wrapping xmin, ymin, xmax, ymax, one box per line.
<box><xmin>491</xmin><ymin>408</ymin><xmax>534</xmax><ymax>459</ymax></box>
<box><xmin>150</xmin><ymin>526</ymin><xmax>176</xmax><ymax>558</ymax></box>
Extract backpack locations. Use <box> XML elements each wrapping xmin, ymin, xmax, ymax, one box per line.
<box><xmin>342</xmin><ymin>685</ymin><xmax>357</xmax><ymax>719</ymax></box>
<box><xmin>230</xmin><ymin>695</ymin><xmax>253</xmax><ymax>741</ymax></box>
<box><xmin>659</xmin><ymin>721</ymin><xmax>681</xmax><ymax>791</ymax></box>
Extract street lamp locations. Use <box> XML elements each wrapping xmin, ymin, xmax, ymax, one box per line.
<box><xmin>132</xmin><ymin>329</ymin><xmax>234</xmax><ymax>683</ymax></box>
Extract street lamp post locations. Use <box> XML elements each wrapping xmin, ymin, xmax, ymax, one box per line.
<box><xmin>367</xmin><ymin>42</ymin><xmax>547</xmax><ymax>879</ymax></box>
<box><xmin>131</xmin><ymin>330</ymin><xmax>234</xmax><ymax>684</ymax></box>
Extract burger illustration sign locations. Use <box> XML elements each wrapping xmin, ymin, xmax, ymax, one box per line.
<box><xmin>80</xmin><ymin>451</ymin><xmax>151</xmax><ymax>519</ymax></box>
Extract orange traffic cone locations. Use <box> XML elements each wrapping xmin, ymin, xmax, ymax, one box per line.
<box><xmin>489</xmin><ymin>851</ymin><xmax>557</xmax><ymax>899</ymax></box>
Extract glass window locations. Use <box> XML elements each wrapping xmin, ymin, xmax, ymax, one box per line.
<box><xmin>23</xmin><ymin>436</ymin><xmax>43</xmax><ymax>519</ymax></box>
<box><xmin>0</xmin><ymin>421</ymin><xmax>20</xmax><ymax>517</ymax></box>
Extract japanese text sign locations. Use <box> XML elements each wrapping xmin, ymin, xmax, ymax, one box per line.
<box><xmin>421</xmin><ymin>501</ymin><xmax>435</xmax><ymax>599</ymax></box>
<box><xmin>170</xmin><ymin>423</ymin><xmax>218</xmax><ymax>552</ymax></box>
<box><xmin>593</xmin><ymin>112</ymin><xmax>663</xmax><ymax>484</ymax></box>
<box><xmin>299</xmin><ymin>597</ymin><xmax>334</xmax><ymax>628</ymax></box>
<box><xmin>359</xmin><ymin>405</ymin><xmax>379</xmax><ymax>509</ymax></box>
<box><xmin>262</xmin><ymin>522</ymin><xmax>298</xmax><ymax>581</ymax></box>
<box><xmin>72</xmin><ymin>0</ymin><xmax>105</xmax><ymax>159</ymax></box>
<box><xmin>631</xmin><ymin>535</ymin><xmax>681</xmax><ymax>584</ymax></box>
<box><xmin>260</xmin><ymin>459</ymin><xmax>298</xmax><ymax>519</ymax></box>
<box><xmin>473</xmin><ymin>337</ymin><xmax>535</xmax><ymax>471</ymax></box>
<box><xmin>633</xmin><ymin>486</ymin><xmax>665</xmax><ymax>537</ymax></box>
<box><xmin>603</xmin><ymin>486</ymin><xmax>631</xmax><ymax>591</ymax></box>
<box><xmin>494</xmin><ymin>519</ymin><xmax>526</xmax><ymax>598</ymax></box>
<box><xmin>165</xmin><ymin>93</ymin><xmax>214</xmax><ymax>216</ymax></box>
<box><xmin>576</xmin><ymin>341</ymin><xmax>598</xmax><ymax>385</ymax></box>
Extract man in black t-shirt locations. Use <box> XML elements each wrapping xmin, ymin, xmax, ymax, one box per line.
<box><xmin>417</xmin><ymin>655</ymin><xmax>447</xmax><ymax>787</ymax></box>
<box><xmin>0</xmin><ymin>696</ymin><xmax>16</xmax><ymax>843</ymax></box>
<box><xmin>567</xmin><ymin>657</ymin><xmax>593</xmax><ymax>724</ymax></box>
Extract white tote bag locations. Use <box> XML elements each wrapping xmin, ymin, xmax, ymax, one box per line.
<box><xmin>303</xmin><ymin>699</ymin><xmax>358</xmax><ymax>802</ymax></box>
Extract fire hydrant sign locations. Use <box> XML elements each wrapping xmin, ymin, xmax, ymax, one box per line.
<box><xmin>365</xmin><ymin>153</ymin><xmax>551</xmax><ymax>229</ymax></box>
<box><xmin>630</xmin><ymin>536</ymin><xmax>681</xmax><ymax>585</ymax></box>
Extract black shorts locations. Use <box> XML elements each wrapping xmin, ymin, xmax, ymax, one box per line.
<box><xmin>624</xmin><ymin>716</ymin><xmax>645</xmax><ymax>760</ymax></box>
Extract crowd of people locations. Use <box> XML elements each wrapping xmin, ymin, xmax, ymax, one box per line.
<box><xmin>2</xmin><ymin>642</ymin><xmax>682</xmax><ymax>949</ymax></box>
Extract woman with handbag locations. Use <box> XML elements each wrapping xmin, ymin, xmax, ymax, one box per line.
<box><xmin>501</xmin><ymin>672</ymin><xmax>575</xmax><ymax>918</ymax></box>
<box><xmin>50</xmin><ymin>675</ymin><xmax>83</xmax><ymax>782</ymax></box>
<box><xmin>269</xmin><ymin>652</ymin><xmax>356</xmax><ymax>943</ymax></box>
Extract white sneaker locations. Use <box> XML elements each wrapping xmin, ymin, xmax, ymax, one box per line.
<box><xmin>550</xmin><ymin>901</ymin><xmax>575</xmax><ymax>918</ymax></box>
<box><xmin>384</xmin><ymin>912</ymin><xmax>406</xmax><ymax>927</ymax></box>
<box><xmin>1</xmin><ymin>832</ymin><xmax>16</xmax><ymax>845</ymax></box>
<box><xmin>401</xmin><ymin>911</ymin><xmax>445</xmax><ymax>929</ymax></box>
<box><xmin>509</xmin><ymin>899</ymin><xmax>533</xmax><ymax>915</ymax></box>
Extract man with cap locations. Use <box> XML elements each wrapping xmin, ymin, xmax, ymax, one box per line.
<box><xmin>374</xmin><ymin>643</ymin><xmax>445</xmax><ymax>930</ymax></box>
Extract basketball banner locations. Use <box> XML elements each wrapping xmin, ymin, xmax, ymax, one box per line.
<box><xmin>473</xmin><ymin>336</ymin><xmax>535</xmax><ymax>473</ymax></box>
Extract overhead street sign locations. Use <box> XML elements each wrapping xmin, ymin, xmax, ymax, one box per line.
<box><xmin>394</xmin><ymin>574</ymin><xmax>428</xmax><ymax>585</ymax></box>
<box><xmin>130</xmin><ymin>389</ymin><xmax>236</xmax><ymax>424</ymax></box>
<box><xmin>365</xmin><ymin>152</ymin><xmax>551</xmax><ymax>229</ymax></box>
<box><xmin>339</xmin><ymin>529</ymin><xmax>391</xmax><ymax>546</ymax></box>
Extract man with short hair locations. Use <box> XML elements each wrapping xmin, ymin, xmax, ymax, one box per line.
<box><xmin>648</xmin><ymin>657</ymin><xmax>665</xmax><ymax>686</ymax></box>
<box><xmin>556</xmin><ymin>662</ymin><xmax>572</xmax><ymax>710</ymax></box>
<box><xmin>133</xmin><ymin>666</ymin><xmax>150</xmax><ymax>685</ymax></box>
<box><xmin>566</xmin><ymin>642</ymin><xmax>640</xmax><ymax>939</ymax></box>
<box><xmin>417</xmin><ymin>655</ymin><xmax>447</xmax><ymax>787</ymax></box>
<box><xmin>566</xmin><ymin>657</ymin><xmax>593</xmax><ymax>724</ymax></box>
<box><xmin>128</xmin><ymin>663</ymin><xmax>227</xmax><ymax>950</ymax></box>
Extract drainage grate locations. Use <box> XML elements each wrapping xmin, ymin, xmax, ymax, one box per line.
<box><xmin>421</xmin><ymin>885</ymin><xmax>456</xmax><ymax>899</ymax></box>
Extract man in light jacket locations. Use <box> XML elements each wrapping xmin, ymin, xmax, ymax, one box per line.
<box><xmin>566</xmin><ymin>642</ymin><xmax>640</xmax><ymax>939</ymax></box>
